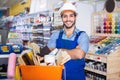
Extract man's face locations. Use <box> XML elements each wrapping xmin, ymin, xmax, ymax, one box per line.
<box><xmin>61</xmin><ymin>11</ymin><xmax>76</xmax><ymax>29</ymax></box>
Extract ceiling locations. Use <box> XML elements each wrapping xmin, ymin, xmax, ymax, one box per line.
<box><xmin>0</xmin><ymin>0</ymin><xmax>23</xmax><ymax>10</ymax></box>
<box><xmin>0</xmin><ymin>0</ymin><xmax>120</xmax><ymax>10</ymax></box>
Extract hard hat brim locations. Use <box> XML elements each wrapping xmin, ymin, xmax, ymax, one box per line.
<box><xmin>60</xmin><ymin>10</ymin><xmax>76</xmax><ymax>15</ymax></box>
<box><xmin>59</xmin><ymin>3</ymin><xmax>77</xmax><ymax>15</ymax></box>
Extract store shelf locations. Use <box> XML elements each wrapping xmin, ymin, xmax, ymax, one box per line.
<box><xmin>43</xmin><ymin>37</ymin><xmax>50</xmax><ymax>40</ymax></box>
<box><xmin>85</xmin><ymin>6</ymin><xmax>120</xmax><ymax>79</ymax></box>
<box><xmin>31</xmin><ymin>36</ymin><xmax>44</xmax><ymax>39</ymax></box>
<box><xmin>30</xmin><ymin>11</ymin><xmax>52</xmax><ymax>47</ymax></box>
<box><xmin>43</xmin><ymin>28</ymin><xmax>50</xmax><ymax>31</ymax></box>
<box><xmin>0</xmin><ymin>54</ymin><xmax>20</xmax><ymax>58</ymax></box>
<box><xmin>85</xmin><ymin>67</ymin><xmax>106</xmax><ymax>76</ymax></box>
<box><xmin>85</xmin><ymin>47</ymin><xmax>120</xmax><ymax>80</ymax></box>
<box><xmin>0</xmin><ymin>72</ymin><xmax>6</xmax><ymax>75</ymax></box>
<box><xmin>86</xmin><ymin>53</ymin><xmax>107</xmax><ymax>63</ymax></box>
<box><xmin>93</xmin><ymin>33</ymin><xmax>120</xmax><ymax>37</ymax></box>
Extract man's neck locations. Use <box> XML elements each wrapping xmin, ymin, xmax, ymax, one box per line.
<box><xmin>64</xmin><ymin>26</ymin><xmax>75</xmax><ymax>38</ymax></box>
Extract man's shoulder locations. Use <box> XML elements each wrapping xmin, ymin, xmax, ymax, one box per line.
<box><xmin>75</xmin><ymin>29</ymin><xmax>89</xmax><ymax>38</ymax></box>
<box><xmin>75</xmin><ymin>28</ymin><xmax>86</xmax><ymax>34</ymax></box>
<box><xmin>53</xmin><ymin>29</ymin><xmax>61</xmax><ymax>33</ymax></box>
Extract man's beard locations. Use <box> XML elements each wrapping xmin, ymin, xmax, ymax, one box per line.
<box><xmin>63</xmin><ymin>21</ymin><xmax>75</xmax><ymax>29</ymax></box>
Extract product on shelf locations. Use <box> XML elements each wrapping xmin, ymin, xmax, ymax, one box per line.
<box><xmin>93</xmin><ymin>12</ymin><xmax>120</xmax><ymax>34</ymax></box>
<box><xmin>85</xmin><ymin>70</ymin><xmax>106</xmax><ymax>80</ymax></box>
<box><xmin>89</xmin><ymin>36</ymin><xmax>120</xmax><ymax>55</ymax></box>
<box><xmin>0</xmin><ymin>44</ymin><xmax>23</xmax><ymax>55</ymax></box>
<box><xmin>10</xmin><ymin>11</ymin><xmax>53</xmax><ymax>48</ymax></box>
<box><xmin>85</xmin><ymin>59</ymin><xmax>107</xmax><ymax>72</ymax></box>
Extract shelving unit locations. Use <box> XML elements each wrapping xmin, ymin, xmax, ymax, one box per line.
<box><xmin>85</xmin><ymin>66</ymin><xmax>106</xmax><ymax>76</ymax></box>
<box><xmin>53</xmin><ymin>11</ymin><xmax>63</xmax><ymax>27</ymax></box>
<box><xmin>85</xmin><ymin>50</ymin><xmax>120</xmax><ymax>80</ymax></box>
<box><xmin>31</xmin><ymin>11</ymin><xmax>53</xmax><ymax>48</ymax></box>
<box><xmin>31</xmin><ymin>23</ymin><xmax>51</xmax><ymax>48</ymax></box>
<box><xmin>10</xmin><ymin>11</ymin><xmax>53</xmax><ymax>48</ymax></box>
<box><xmin>85</xmin><ymin>2</ymin><xmax>120</xmax><ymax>79</ymax></box>
<box><xmin>91</xmin><ymin>9</ymin><xmax>120</xmax><ymax>37</ymax></box>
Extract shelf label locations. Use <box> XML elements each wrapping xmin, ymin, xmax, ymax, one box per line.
<box><xmin>1</xmin><ymin>46</ymin><xmax>9</xmax><ymax>52</ymax></box>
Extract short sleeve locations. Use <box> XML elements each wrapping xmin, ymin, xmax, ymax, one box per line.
<box><xmin>47</xmin><ymin>30</ymin><xmax>60</xmax><ymax>48</ymax></box>
<box><xmin>77</xmin><ymin>32</ymin><xmax>89</xmax><ymax>53</ymax></box>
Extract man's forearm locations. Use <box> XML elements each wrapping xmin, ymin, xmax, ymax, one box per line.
<box><xmin>64</xmin><ymin>48</ymin><xmax>85</xmax><ymax>59</ymax></box>
<box><xmin>49</xmin><ymin>47</ymin><xmax>86</xmax><ymax>59</ymax></box>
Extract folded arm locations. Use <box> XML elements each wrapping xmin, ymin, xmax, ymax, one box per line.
<box><xmin>62</xmin><ymin>45</ymin><xmax>85</xmax><ymax>59</ymax></box>
<box><xmin>49</xmin><ymin>45</ymin><xmax>85</xmax><ymax>59</ymax></box>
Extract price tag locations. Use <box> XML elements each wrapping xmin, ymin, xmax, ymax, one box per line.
<box><xmin>1</xmin><ymin>46</ymin><xmax>9</xmax><ymax>52</ymax></box>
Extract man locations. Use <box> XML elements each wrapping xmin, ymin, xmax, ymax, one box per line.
<box><xmin>47</xmin><ymin>2</ymin><xmax>89</xmax><ymax>80</ymax></box>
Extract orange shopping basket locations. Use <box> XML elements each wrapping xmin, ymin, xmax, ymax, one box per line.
<box><xmin>19</xmin><ymin>65</ymin><xmax>63</xmax><ymax>80</ymax></box>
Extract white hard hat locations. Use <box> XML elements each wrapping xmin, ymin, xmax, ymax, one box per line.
<box><xmin>59</xmin><ymin>3</ymin><xmax>77</xmax><ymax>15</ymax></box>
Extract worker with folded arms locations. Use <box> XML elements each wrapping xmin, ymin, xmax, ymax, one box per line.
<box><xmin>47</xmin><ymin>2</ymin><xmax>89</xmax><ymax>80</ymax></box>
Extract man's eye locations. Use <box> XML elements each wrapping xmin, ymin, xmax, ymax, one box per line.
<box><xmin>63</xmin><ymin>14</ymin><xmax>74</xmax><ymax>18</ymax></box>
<box><xmin>63</xmin><ymin>15</ymin><xmax>67</xmax><ymax>18</ymax></box>
<box><xmin>70</xmin><ymin>14</ymin><xmax>74</xmax><ymax>17</ymax></box>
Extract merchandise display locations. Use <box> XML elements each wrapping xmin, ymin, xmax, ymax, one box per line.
<box><xmin>86</xmin><ymin>36</ymin><xmax>120</xmax><ymax>80</ymax></box>
<box><xmin>93</xmin><ymin>13</ymin><xmax>120</xmax><ymax>34</ymax></box>
<box><xmin>0</xmin><ymin>1</ymin><xmax>63</xmax><ymax>80</ymax></box>
<box><xmin>92</xmin><ymin>9</ymin><xmax>120</xmax><ymax>38</ymax></box>
<box><xmin>89</xmin><ymin>36</ymin><xmax>120</xmax><ymax>55</ymax></box>
<box><xmin>0</xmin><ymin>44</ymin><xmax>23</xmax><ymax>54</ymax></box>
<box><xmin>86</xmin><ymin>3</ymin><xmax>120</xmax><ymax>79</ymax></box>
<box><xmin>85</xmin><ymin>70</ymin><xmax>106</xmax><ymax>80</ymax></box>
<box><xmin>0</xmin><ymin>0</ymin><xmax>120</xmax><ymax>80</ymax></box>
<box><xmin>86</xmin><ymin>60</ymin><xmax>106</xmax><ymax>72</ymax></box>
<box><xmin>11</xmin><ymin>11</ymin><xmax>53</xmax><ymax>48</ymax></box>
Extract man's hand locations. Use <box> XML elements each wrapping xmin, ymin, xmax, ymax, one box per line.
<box><xmin>56</xmin><ymin>49</ymin><xmax>71</xmax><ymax>65</ymax></box>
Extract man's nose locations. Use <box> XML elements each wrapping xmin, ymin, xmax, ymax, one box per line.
<box><xmin>66</xmin><ymin>16</ymin><xmax>71</xmax><ymax>21</ymax></box>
